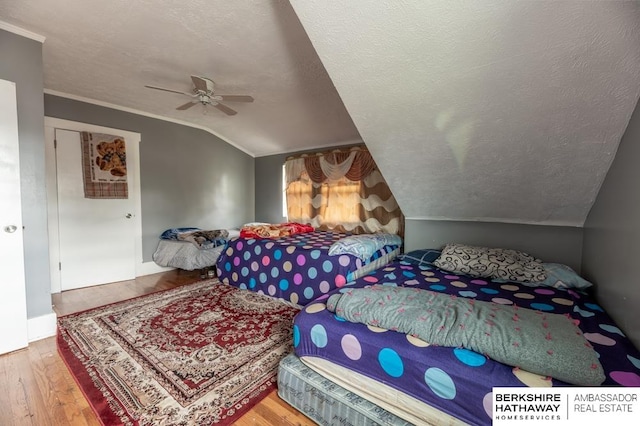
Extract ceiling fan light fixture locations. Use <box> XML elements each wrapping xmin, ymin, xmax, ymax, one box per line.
<box><xmin>145</xmin><ymin>75</ymin><xmax>253</xmax><ymax>116</ymax></box>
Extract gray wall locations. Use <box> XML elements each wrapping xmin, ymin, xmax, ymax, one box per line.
<box><xmin>582</xmin><ymin>97</ymin><xmax>640</xmax><ymax>348</ymax></box>
<box><xmin>45</xmin><ymin>95</ymin><xmax>255</xmax><ymax>262</ymax></box>
<box><xmin>255</xmin><ymin>153</ymin><xmax>288</xmax><ymax>223</ymax></box>
<box><xmin>405</xmin><ymin>219</ymin><xmax>583</xmax><ymax>272</ymax></box>
<box><xmin>0</xmin><ymin>29</ymin><xmax>52</xmax><ymax>319</ymax></box>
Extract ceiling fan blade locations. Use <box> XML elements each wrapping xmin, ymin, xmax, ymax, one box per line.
<box><xmin>218</xmin><ymin>95</ymin><xmax>254</xmax><ymax>102</ymax></box>
<box><xmin>176</xmin><ymin>101</ymin><xmax>197</xmax><ymax>110</ymax></box>
<box><xmin>145</xmin><ymin>85</ymin><xmax>191</xmax><ymax>96</ymax></box>
<box><xmin>191</xmin><ymin>75</ymin><xmax>209</xmax><ymax>92</ymax></box>
<box><xmin>213</xmin><ymin>103</ymin><xmax>237</xmax><ymax>116</ymax></box>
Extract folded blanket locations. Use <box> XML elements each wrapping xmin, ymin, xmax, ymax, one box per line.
<box><xmin>326</xmin><ymin>285</ymin><xmax>605</xmax><ymax>386</ymax></box>
<box><xmin>240</xmin><ymin>222</ymin><xmax>314</xmax><ymax>239</ymax></box>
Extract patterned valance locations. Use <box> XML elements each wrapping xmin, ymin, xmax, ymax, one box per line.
<box><xmin>285</xmin><ymin>146</ymin><xmax>404</xmax><ymax>236</ymax></box>
<box><xmin>285</xmin><ymin>146</ymin><xmax>377</xmax><ymax>186</ymax></box>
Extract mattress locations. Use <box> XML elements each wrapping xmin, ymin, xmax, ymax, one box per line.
<box><xmin>292</xmin><ymin>260</ymin><xmax>640</xmax><ymax>425</ymax></box>
<box><xmin>278</xmin><ymin>353</ymin><xmax>413</xmax><ymax>426</ymax></box>
<box><xmin>216</xmin><ymin>230</ymin><xmax>400</xmax><ymax>307</ymax></box>
<box><xmin>300</xmin><ymin>355</ymin><xmax>464</xmax><ymax>426</ymax></box>
<box><xmin>152</xmin><ymin>240</ymin><xmax>224</xmax><ymax>271</ymax></box>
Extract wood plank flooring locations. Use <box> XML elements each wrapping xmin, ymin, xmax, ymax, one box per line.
<box><xmin>0</xmin><ymin>270</ymin><xmax>314</xmax><ymax>425</ymax></box>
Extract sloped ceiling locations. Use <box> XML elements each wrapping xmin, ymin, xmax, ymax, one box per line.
<box><xmin>2</xmin><ymin>1</ymin><xmax>640</xmax><ymax>227</ymax></box>
<box><xmin>0</xmin><ymin>0</ymin><xmax>361</xmax><ymax>156</ymax></box>
<box><xmin>290</xmin><ymin>0</ymin><xmax>640</xmax><ymax>226</ymax></box>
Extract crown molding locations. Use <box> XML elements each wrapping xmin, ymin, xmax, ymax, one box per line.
<box><xmin>44</xmin><ymin>89</ymin><xmax>253</xmax><ymax>157</ymax></box>
<box><xmin>0</xmin><ymin>20</ymin><xmax>46</xmax><ymax>43</ymax></box>
<box><xmin>254</xmin><ymin>139</ymin><xmax>364</xmax><ymax>158</ymax></box>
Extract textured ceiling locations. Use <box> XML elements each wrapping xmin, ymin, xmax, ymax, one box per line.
<box><xmin>291</xmin><ymin>0</ymin><xmax>640</xmax><ymax>226</ymax></box>
<box><xmin>0</xmin><ymin>0</ymin><xmax>361</xmax><ymax>157</ymax></box>
<box><xmin>3</xmin><ymin>1</ymin><xmax>640</xmax><ymax>226</ymax></box>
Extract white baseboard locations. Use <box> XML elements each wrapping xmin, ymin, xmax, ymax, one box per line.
<box><xmin>138</xmin><ymin>261</ymin><xmax>175</xmax><ymax>276</ymax></box>
<box><xmin>28</xmin><ymin>312</ymin><xmax>57</xmax><ymax>342</ymax></box>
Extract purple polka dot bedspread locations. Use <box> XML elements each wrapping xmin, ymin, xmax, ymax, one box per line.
<box><xmin>292</xmin><ymin>259</ymin><xmax>640</xmax><ymax>425</ymax></box>
<box><xmin>215</xmin><ymin>230</ymin><xmax>400</xmax><ymax>306</ymax></box>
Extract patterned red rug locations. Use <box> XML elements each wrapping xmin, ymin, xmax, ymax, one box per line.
<box><xmin>57</xmin><ymin>280</ymin><xmax>299</xmax><ymax>425</ymax></box>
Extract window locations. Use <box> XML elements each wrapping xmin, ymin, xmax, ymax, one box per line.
<box><xmin>284</xmin><ymin>147</ymin><xmax>403</xmax><ymax>235</ymax></box>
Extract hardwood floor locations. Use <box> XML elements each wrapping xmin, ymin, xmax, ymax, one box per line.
<box><xmin>0</xmin><ymin>270</ymin><xmax>314</xmax><ymax>426</ymax></box>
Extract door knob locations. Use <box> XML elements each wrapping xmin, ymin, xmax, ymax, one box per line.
<box><xmin>4</xmin><ymin>225</ymin><xmax>18</xmax><ymax>233</ymax></box>
<box><xmin>125</xmin><ymin>214</ymin><xmax>132</xmax><ymax>219</ymax></box>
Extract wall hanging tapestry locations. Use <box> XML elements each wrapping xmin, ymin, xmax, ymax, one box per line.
<box><xmin>57</xmin><ymin>280</ymin><xmax>299</xmax><ymax>425</ymax></box>
<box><xmin>80</xmin><ymin>131</ymin><xmax>128</xmax><ymax>199</ymax></box>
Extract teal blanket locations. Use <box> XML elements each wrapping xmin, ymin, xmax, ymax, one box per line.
<box><xmin>326</xmin><ymin>285</ymin><xmax>604</xmax><ymax>386</ymax></box>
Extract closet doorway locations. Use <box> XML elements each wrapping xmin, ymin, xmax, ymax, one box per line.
<box><xmin>45</xmin><ymin>118</ymin><xmax>142</xmax><ymax>292</ymax></box>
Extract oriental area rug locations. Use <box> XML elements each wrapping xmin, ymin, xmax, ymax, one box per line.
<box><xmin>57</xmin><ymin>280</ymin><xmax>299</xmax><ymax>425</ymax></box>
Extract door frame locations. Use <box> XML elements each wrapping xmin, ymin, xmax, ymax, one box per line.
<box><xmin>44</xmin><ymin>117</ymin><xmax>143</xmax><ymax>293</ymax></box>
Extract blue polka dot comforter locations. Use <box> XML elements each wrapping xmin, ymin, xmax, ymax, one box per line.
<box><xmin>215</xmin><ymin>231</ymin><xmax>400</xmax><ymax>306</ymax></box>
<box><xmin>292</xmin><ymin>260</ymin><xmax>640</xmax><ymax>425</ymax></box>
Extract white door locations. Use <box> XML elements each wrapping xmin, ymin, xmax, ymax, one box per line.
<box><xmin>0</xmin><ymin>79</ymin><xmax>28</xmax><ymax>354</ymax></box>
<box><xmin>53</xmin><ymin>128</ymin><xmax>139</xmax><ymax>290</ymax></box>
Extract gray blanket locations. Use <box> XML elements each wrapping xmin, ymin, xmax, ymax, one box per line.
<box><xmin>326</xmin><ymin>285</ymin><xmax>604</xmax><ymax>386</ymax></box>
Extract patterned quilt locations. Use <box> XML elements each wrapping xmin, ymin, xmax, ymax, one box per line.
<box><xmin>293</xmin><ymin>260</ymin><xmax>640</xmax><ymax>425</ymax></box>
<box><xmin>216</xmin><ymin>230</ymin><xmax>400</xmax><ymax>306</ymax></box>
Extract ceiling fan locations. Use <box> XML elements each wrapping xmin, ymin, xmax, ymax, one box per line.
<box><xmin>145</xmin><ymin>75</ymin><xmax>254</xmax><ymax>116</ymax></box>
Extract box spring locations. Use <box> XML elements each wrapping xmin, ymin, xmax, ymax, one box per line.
<box><xmin>277</xmin><ymin>354</ymin><xmax>412</xmax><ymax>426</ymax></box>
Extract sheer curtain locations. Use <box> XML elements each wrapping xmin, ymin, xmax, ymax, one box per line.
<box><xmin>285</xmin><ymin>146</ymin><xmax>403</xmax><ymax>236</ymax></box>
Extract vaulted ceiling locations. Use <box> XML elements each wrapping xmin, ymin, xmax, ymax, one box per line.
<box><xmin>0</xmin><ymin>0</ymin><xmax>362</xmax><ymax>156</ymax></box>
<box><xmin>2</xmin><ymin>1</ymin><xmax>640</xmax><ymax>226</ymax></box>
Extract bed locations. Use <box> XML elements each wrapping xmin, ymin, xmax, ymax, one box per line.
<box><xmin>285</xmin><ymin>245</ymin><xmax>640</xmax><ymax>425</ymax></box>
<box><xmin>215</xmin><ymin>226</ymin><xmax>402</xmax><ymax>307</ymax></box>
<box><xmin>152</xmin><ymin>227</ymin><xmax>237</xmax><ymax>271</ymax></box>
